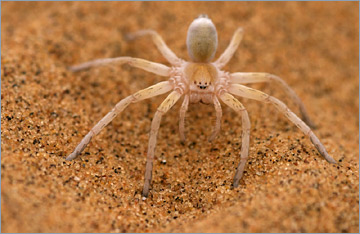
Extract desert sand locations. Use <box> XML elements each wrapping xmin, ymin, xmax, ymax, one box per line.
<box><xmin>2</xmin><ymin>2</ymin><xmax>359</xmax><ymax>232</ymax></box>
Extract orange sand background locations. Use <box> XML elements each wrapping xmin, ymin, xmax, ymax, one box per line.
<box><xmin>2</xmin><ymin>2</ymin><xmax>359</xmax><ymax>232</ymax></box>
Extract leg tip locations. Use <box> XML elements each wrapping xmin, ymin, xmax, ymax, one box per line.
<box><xmin>308</xmin><ymin>122</ymin><xmax>317</xmax><ymax>129</ymax></box>
<box><xmin>208</xmin><ymin>130</ymin><xmax>220</xmax><ymax>142</ymax></box>
<box><xmin>302</xmin><ymin>114</ymin><xmax>317</xmax><ymax>129</ymax></box>
<box><xmin>142</xmin><ymin>181</ymin><xmax>151</xmax><ymax>198</ymax></box>
<box><xmin>65</xmin><ymin>152</ymin><xmax>76</xmax><ymax>161</ymax></box>
<box><xmin>236</xmin><ymin>27</ymin><xmax>244</xmax><ymax>33</ymax></box>
<box><xmin>327</xmin><ymin>157</ymin><xmax>337</xmax><ymax>164</ymax></box>
<box><xmin>65</xmin><ymin>156</ymin><xmax>73</xmax><ymax>161</ymax></box>
<box><xmin>208</xmin><ymin>135</ymin><xmax>215</xmax><ymax>142</ymax></box>
<box><xmin>124</xmin><ymin>33</ymin><xmax>133</xmax><ymax>41</ymax></box>
<box><xmin>68</xmin><ymin>65</ymin><xmax>85</xmax><ymax>73</ymax></box>
<box><xmin>142</xmin><ymin>190</ymin><xmax>149</xmax><ymax>198</ymax></box>
<box><xmin>124</xmin><ymin>32</ymin><xmax>138</xmax><ymax>41</ymax></box>
<box><xmin>232</xmin><ymin>180</ymin><xmax>239</xmax><ymax>188</ymax></box>
<box><xmin>180</xmin><ymin>134</ymin><xmax>186</xmax><ymax>143</ymax></box>
<box><xmin>67</xmin><ymin>65</ymin><xmax>77</xmax><ymax>72</ymax></box>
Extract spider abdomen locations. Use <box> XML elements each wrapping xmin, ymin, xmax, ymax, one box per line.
<box><xmin>186</xmin><ymin>15</ymin><xmax>218</xmax><ymax>63</ymax></box>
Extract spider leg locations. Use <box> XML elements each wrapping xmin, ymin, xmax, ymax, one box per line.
<box><xmin>219</xmin><ymin>92</ymin><xmax>251</xmax><ymax>187</ymax></box>
<box><xmin>179</xmin><ymin>95</ymin><xmax>189</xmax><ymax>142</ymax></box>
<box><xmin>143</xmin><ymin>91</ymin><xmax>182</xmax><ymax>197</ymax></box>
<box><xmin>228</xmin><ymin>84</ymin><xmax>337</xmax><ymax>164</ymax></box>
<box><xmin>66</xmin><ymin>81</ymin><xmax>173</xmax><ymax>161</ymax></box>
<box><xmin>214</xmin><ymin>27</ymin><xmax>244</xmax><ymax>69</ymax></box>
<box><xmin>69</xmin><ymin>56</ymin><xmax>171</xmax><ymax>76</ymax></box>
<box><xmin>126</xmin><ymin>30</ymin><xmax>181</xmax><ymax>65</ymax></box>
<box><xmin>208</xmin><ymin>95</ymin><xmax>222</xmax><ymax>142</ymax></box>
<box><xmin>230</xmin><ymin>72</ymin><xmax>316</xmax><ymax>128</ymax></box>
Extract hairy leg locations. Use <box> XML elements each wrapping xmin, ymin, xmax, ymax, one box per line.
<box><xmin>143</xmin><ymin>91</ymin><xmax>182</xmax><ymax>197</ymax></box>
<box><xmin>214</xmin><ymin>27</ymin><xmax>244</xmax><ymax>69</ymax></box>
<box><xmin>179</xmin><ymin>95</ymin><xmax>189</xmax><ymax>142</ymax></box>
<box><xmin>208</xmin><ymin>95</ymin><xmax>222</xmax><ymax>142</ymax></box>
<box><xmin>66</xmin><ymin>81</ymin><xmax>173</xmax><ymax>161</ymax></box>
<box><xmin>228</xmin><ymin>84</ymin><xmax>336</xmax><ymax>163</ymax></box>
<box><xmin>69</xmin><ymin>56</ymin><xmax>171</xmax><ymax>76</ymax></box>
<box><xmin>219</xmin><ymin>92</ymin><xmax>251</xmax><ymax>187</ymax></box>
<box><xmin>126</xmin><ymin>30</ymin><xmax>182</xmax><ymax>65</ymax></box>
<box><xmin>230</xmin><ymin>72</ymin><xmax>315</xmax><ymax>128</ymax></box>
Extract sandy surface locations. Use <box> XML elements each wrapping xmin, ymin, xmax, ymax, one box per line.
<box><xmin>1</xmin><ymin>2</ymin><xmax>359</xmax><ymax>233</ymax></box>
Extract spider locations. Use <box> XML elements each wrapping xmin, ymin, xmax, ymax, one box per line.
<box><xmin>66</xmin><ymin>14</ymin><xmax>336</xmax><ymax>197</ymax></box>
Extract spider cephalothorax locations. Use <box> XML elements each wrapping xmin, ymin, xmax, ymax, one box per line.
<box><xmin>66</xmin><ymin>15</ymin><xmax>336</xmax><ymax>198</ymax></box>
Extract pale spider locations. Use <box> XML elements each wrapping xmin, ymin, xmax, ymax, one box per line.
<box><xmin>66</xmin><ymin>15</ymin><xmax>336</xmax><ymax>197</ymax></box>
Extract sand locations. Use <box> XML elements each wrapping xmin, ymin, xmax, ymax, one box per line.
<box><xmin>1</xmin><ymin>1</ymin><xmax>359</xmax><ymax>233</ymax></box>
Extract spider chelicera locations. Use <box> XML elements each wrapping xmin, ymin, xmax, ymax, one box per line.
<box><xmin>66</xmin><ymin>14</ymin><xmax>336</xmax><ymax>197</ymax></box>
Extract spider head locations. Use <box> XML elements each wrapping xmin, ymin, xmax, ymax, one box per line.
<box><xmin>186</xmin><ymin>15</ymin><xmax>218</xmax><ymax>63</ymax></box>
<box><xmin>185</xmin><ymin>63</ymin><xmax>217</xmax><ymax>92</ymax></box>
